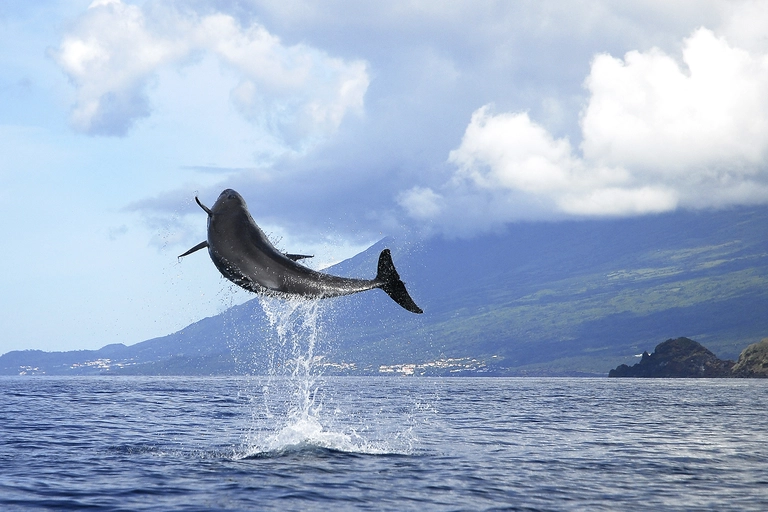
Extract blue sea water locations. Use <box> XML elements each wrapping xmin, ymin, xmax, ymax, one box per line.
<box><xmin>3</xmin><ymin>299</ymin><xmax>768</xmax><ymax>511</ymax></box>
<box><xmin>1</xmin><ymin>375</ymin><xmax>767</xmax><ymax>511</ymax></box>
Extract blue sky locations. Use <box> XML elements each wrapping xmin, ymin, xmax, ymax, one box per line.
<box><xmin>2</xmin><ymin>0</ymin><xmax>768</xmax><ymax>353</ymax></box>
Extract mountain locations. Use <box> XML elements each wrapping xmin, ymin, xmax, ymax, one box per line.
<box><xmin>3</xmin><ymin>206</ymin><xmax>768</xmax><ymax>376</ymax></box>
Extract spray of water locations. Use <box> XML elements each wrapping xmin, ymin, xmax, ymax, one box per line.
<box><xmin>231</xmin><ymin>295</ymin><xmax>416</xmax><ymax>458</ymax></box>
<box><xmin>257</xmin><ymin>296</ymin><xmax>324</xmax><ymax>448</ymax></box>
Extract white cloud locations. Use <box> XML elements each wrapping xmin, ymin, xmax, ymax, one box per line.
<box><xmin>582</xmin><ymin>28</ymin><xmax>768</xmax><ymax>177</ymax></box>
<box><xmin>404</xmin><ymin>26</ymin><xmax>768</xmax><ymax>232</ymax></box>
<box><xmin>558</xmin><ymin>187</ymin><xmax>678</xmax><ymax>216</ymax></box>
<box><xmin>582</xmin><ymin>26</ymin><xmax>768</xmax><ymax>210</ymax></box>
<box><xmin>397</xmin><ymin>186</ymin><xmax>443</xmax><ymax>220</ymax></box>
<box><xmin>448</xmin><ymin>109</ymin><xmax>579</xmax><ymax>194</ymax></box>
<box><xmin>52</xmin><ymin>0</ymin><xmax>368</xmax><ymax>144</ymax></box>
<box><xmin>720</xmin><ymin>1</ymin><xmax>768</xmax><ymax>53</ymax></box>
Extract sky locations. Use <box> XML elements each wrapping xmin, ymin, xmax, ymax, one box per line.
<box><xmin>2</xmin><ymin>0</ymin><xmax>768</xmax><ymax>354</ymax></box>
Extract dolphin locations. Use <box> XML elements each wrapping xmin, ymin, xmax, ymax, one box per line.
<box><xmin>179</xmin><ymin>189</ymin><xmax>423</xmax><ymax>314</ymax></box>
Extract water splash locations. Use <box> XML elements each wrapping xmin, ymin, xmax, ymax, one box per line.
<box><xmin>259</xmin><ymin>297</ymin><xmax>324</xmax><ymax>435</ymax></box>
<box><xmin>234</xmin><ymin>296</ymin><xmax>416</xmax><ymax>458</ymax></box>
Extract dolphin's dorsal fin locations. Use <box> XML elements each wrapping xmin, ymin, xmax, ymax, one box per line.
<box><xmin>284</xmin><ymin>253</ymin><xmax>314</xmax><ymax>262</ymax></box>
<box><xmin>178</xmin><ymin>241</ymin><xmax>209</xmax><ymax>259</ymax></box>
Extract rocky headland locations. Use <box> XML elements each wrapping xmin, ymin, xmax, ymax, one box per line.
<box><xmin>732</xmin><ymin>338</ymin><xmax>768</xmax><ymax>377</ymax></box>
<box><xmin>609</xmin><ymin>337</ymin><xmax>768</xmax><ymax>378</ymax></box>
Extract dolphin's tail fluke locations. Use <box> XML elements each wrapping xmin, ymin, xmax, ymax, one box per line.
<box><xmin>376</xmin><ymin>249</ymin><xmax>423</xmax><ymax>314</ymax></box>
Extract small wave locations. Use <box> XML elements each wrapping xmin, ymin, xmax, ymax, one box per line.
<box><xmin>235</xmin><ymin>415</ymin><xmax>412</xmax><ymax>459</ymax></box>
<box><xmin>107</xmin><ymin>443</ymin><xmax>164</xmax><ymax>456</ymax></box>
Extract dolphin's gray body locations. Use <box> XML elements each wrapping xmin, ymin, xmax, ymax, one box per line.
<box><xmin>179</xmin><ymin>189</ymin><xmax>422</xmax><ymax>314</ymax></box>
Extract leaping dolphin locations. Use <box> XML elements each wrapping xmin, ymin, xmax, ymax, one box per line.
<box><xmin>179</xmin><ymin>189</ymin><xmax>423</xmax><ymax>314</ymax></box>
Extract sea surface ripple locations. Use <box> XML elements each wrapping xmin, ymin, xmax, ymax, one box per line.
<box><xmin>1</xmin><ymin>376</ymin><xmax>767</xmax><ymax>511</ymax></box>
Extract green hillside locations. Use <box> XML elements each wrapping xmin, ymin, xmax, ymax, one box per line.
<box><xmin>2</xmin><ymin>206</ymin><xmax>767</xmax><ymax>376</ymax></box>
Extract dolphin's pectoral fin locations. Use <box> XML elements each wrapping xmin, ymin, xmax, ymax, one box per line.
<box><xmin>285</xmin><ymin>253</ymin><xmax>314</xmax><ymax>261</ymax></box>
<box><xmin>375</xmin><ymin>249</ymin><xmax>423</xmax><ymax>314</ymax></box>
<box><xmin>178</xmin><ymin>241</ymin><xmax>209</xmax><ymax>259</ymax></box>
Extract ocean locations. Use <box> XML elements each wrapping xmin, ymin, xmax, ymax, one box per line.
<box><xmin>1</xmin><ymin>376</ymin><xmax>767</xmax><ymax>511</ymax></box>
<box><xmin>3</xmin><ymin>299</ymin><xmax>768</xmax><ymax>511</ymax></box>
